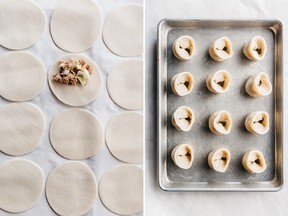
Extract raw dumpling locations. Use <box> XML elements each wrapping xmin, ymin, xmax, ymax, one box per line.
<box><xmin>209</xmin><ymin>37</ymin><xmax>233</xmax><ymax>61</ymax></box>
<box><xmin>171</xmin><ymin>72</ymin><xmax>194</xmax><ymax>96</ymax></box>
<box><xmin>245</xmin><ymin>72</ymin><xmax>272</xmax><ymax>97</ymax></box>
<box><xmin>208</xmin><ymin>148</ymin><xmax>231</xmax><ymax>173</ymax></box>
<box><xmin>243</xmin><ymin>36</ymin><xmax>266</xmax><ymax>61</ymax></box>
<box><xmin>245</xmin><ymin>111</ymin><xmax>269</xmax><ymax>135</ymax></box>
<box><xmin>172</xmin><ymin>36</ymin><xmax>195</xmax><ymax>60</ymax></box>
<box><xmin>172</xmin><ymin>106</ymin><xmax>195</xmax><ymax>132</ymax></box>
<box><xmin>242</xmin><ymin>150</ymin><xmax>266</xmax><ymax>173</ymax></box>
<box><xmin>209</xmin><ymin>111</ymin><xmax>232</xmax><ymax>135</ymax></box>
<box><xmin>206</xmin><ymin>70</ymin><xmax>231</xmax><ymax>93</ymax></box>
<box><xmin>171</xmin><ymin>144</ymin><xmax>194</xmax><ymax>169</ymax></box>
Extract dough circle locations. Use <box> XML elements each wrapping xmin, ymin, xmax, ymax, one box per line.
<box><xmin>103</xmin><ymin>5</ymin><xmax>143</xmax><ymax>57</ymax></box>
<box><xmin>0</xmin><ymin>51</ymin><xmax>46</xmax><ymax>101</ymax></box>
<box><xmin>107</xmin><ymin>59</ymin><xmax>143</xmax><ymax>110</ymax></box>
<box><xmin>99</xmin><ymin>165</ymin><xmax>143</xmax><ymax>215</ymax></box>
<box><xmin>46</xmin><ymin>162</ymin><xmax>97</xmax><ymax>216</ymax></box>
<box><xmin>0</xmin><ymin>159</ymin><xmax>45</xmax><ymax>213</ymax></box>
<box><xmin>48</xmin><ymin>54</ymin><xmax>102</xmax><ymax>106</ymax></box>
<box><xmin>105</xmin><ymin>112</ymin><xmax>143</xmax><ymax>164</ymax></box>
<box><xmin>0</xmin><ymin>103</ymin><xmax>45</xmax><ymax>156</ymax></box>
<box><xmin>50</xmin><ymin>0</ymin><xmax>102</xmax><ymax>52</ymax></box>
<box><xmin>0</xmin><ymin>0</ymin><xmax>46</xmax><ymax>50</ymax></box>
<box><xmin>50</xmin><ymin>109</ymin><xmax>104</xmax><ymax>160</ymax></box>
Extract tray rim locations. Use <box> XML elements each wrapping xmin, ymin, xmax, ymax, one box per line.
<box><xmin>157</xmin><ymin>19</ymin><xmax>284</xmax><ymax>192</ymax></box>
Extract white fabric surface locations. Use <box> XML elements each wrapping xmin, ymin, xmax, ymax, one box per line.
<box><xmin>0</xmin><ymin>0</ymin><xmax>143</xmax><ymax>215</ymax></box>
<box><xmin>145</xmin><ymin>0</ymin><xmax>287</xmax><ymax>216</ymax></box>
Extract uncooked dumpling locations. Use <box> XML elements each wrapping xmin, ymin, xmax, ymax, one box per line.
<box><xmin>48</xmin><ymin>54</ymin><xmax>102</xmax><ymax>106</ymax></box>
<box><xmin>171</xmin><ymin>144</ymin><xmax>194</xmax><ymax>169</ymax></box>
<box><xmin>107</xmin><ymin>59</ymin><xmax>143</xmax><ymax>110</ymax></box>
<box><xmin>46</xmin><ymin>162</ymin><xmax>97</xmax><ymax>216</ymax></box>
<box><xmin>171</xmin><ymin>72</ymin><xmax>194</xmax><ymax>96</ymax></box>
<box><xmin>209</xmin><ymin>111</ymin><xmax>232</xmax><ymax>135</ymax></box>
<box><xmin>0</xmin><ymin>102</ymin><xmax>45</xmax><ymax>156</ymax></box>
<box><xmin>172</xmin><ymin>106</ymin><xmax>195</xmax><ymax>131</ymax></box>
<box><xmin>206</xmin><ymin>70</ymin><xmax>231</xmax><ymax>93</ymax></box>
<box><xmin>209</xmin><ymin>37</ymin><xmax>233</xmax><ymax>61</ymax></box>
<box><xmin>0</xmin><ymin>159</ymin><xmax>44</xmax><ymax>213</ymax></box>
<box><xmin>103</xmin><ymin>5</ymin><xmax>143</xmax><ymax>57</ymax></box>
<box><xmin>0</xmin><ymin>0</ymin><xmax>47</xmax><ymax>50</ymax></box>
<box><xmin>49</xmin><ymin>109</ymin><xmax>104</xmax><ymax>160</ymax></box>
<box><xmin>50</xmin><ymin>0</ymin><xmax>102</xmax><ymax>52</ymax></box>
<box><xmin>105</xmin><ymin>112</ymin><xmax>143</xmax><ymax>164</ymax></box>
<box><xmin>173</xmin><ymin>36</ymin><xmax>195</xmax><ymax>60</ymax></box>
<box><xmin>99</xmin><ymin>165</ymin><xmax>143</xmax><ymax>215</ymax></box>
<box><xmin>208</xmin><ymin>148</ymin><xmax>231</xmax><ymax>173</ymax></box>
<box><xmin>245</xmin><ymin>111</ymin><xmax>269</xmax><ymax>135</ymax></box>
<box><xmin>0</xmin><ymin>51</ymin><xmax>45</xmax><ymax>101</ymax></box>
<box><xmin>243</xmin><ymin>36</ymin><xmax>266</xmax><ymax>61</ymax></box>
<box><xmin>242</xmin><ymin>150</ymin><xmax>266</xmax><ymax>173</ymax></box>
<box><xmin>245</xmin><ymin>72</ymin><xmax>272</xmax><ymax>97</ymax></box>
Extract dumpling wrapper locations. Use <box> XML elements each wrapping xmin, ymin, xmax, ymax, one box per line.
<box><xmin>103</xmin><ymin>5</ymin><xmax>143</xmax><ymax>57</ymax></box>
<box><xmin>107</xmin><ymin>59</ymin><xmax>143</xmax><ymax>110</ymax></box>
<box><xmin>0</xmin><ymin>51</ymin><xmax>45</xmax><ymax>102</ymax></box>
<box><xmin>46</xmin><ymin>162</ymin><xmax>97</xmax><ymax>216</ymax></box>
<box><xmin>49</xmin><ymin>109</ymin><xmax>104</xmax><ymax>160</ymax></box>
<box><xmin>50</xmin><ymin>0</ymin><xmax>102</xmax><ymax>52</ymax></box>
<box><xmin>0</xmin><ymin>159</ymin><xmax>45</xmax><ymax>213</ymax></box>
<box><xmin>105</xmin><ymin>112</ymin><xmax>143</xmax><ymax>164</ymax></box>
<box><xmin>0</xmin><ymin>0</ymin><xmax>46</xmax><ymax>50</ymax></box>
<box><xmin>0</xmin><ymin>102</ymin><xmax>45</xmax><ymax>156</ymax></box>
<box><xmin>99</xmin><ymin>165</ymin><xmax>143</xmax><ymax>215</ymax></box>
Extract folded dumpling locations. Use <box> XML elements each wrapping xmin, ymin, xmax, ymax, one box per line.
<box><xmin>208</xmin><ymin>148</ymin><xmax>231</xmax><ymax>173</ymax></box>
<box><xmin>209</xmin><ymin>110</ymin><xmax>232</xmax><ymax>135</ymax></box>
<box><xmin>243</xmin><ymin>36</ymin><xmax>266</xmax><ymax>61</ymax></box>
<box><xmin>206</xmin><ymin>70</ymin><xmax>231</xmax><ymax>93</ymax></box>
<box><xmin>245</xmin><ymin>72</ymin><xmax>272</xmax><ymax>97</ymax></box>
<box><xmin>173</xmin><ymin>36</ymin><xmax>195</xmax><ymax>60</ymax></box>
<box><xmin>172</xmin><ymin>106</ymin><xmax>195</xmax><ymax>132</ymax></box>
<box><xmin>171</xmin><ymin>144</ymin><xmax>194</xmax><ymax>169</ymax></box>
<box><xmin>209</xmin><ymin>37</ymin><xmax>233</xmax><ymax>61</ymax></box>
<box><xmin>245</xmin><ymin>111</ymin><xmax>269</xmax><ymax>135</ymax></box>
<box><xmin>242</xmin><ymin>150</ymin><xmax>266</xmax><ymax>173</ymax></box>
<box><xmin>171</xmin><ymin>72</ymin><xmax>194</xmax><ymax>96</ymax></box>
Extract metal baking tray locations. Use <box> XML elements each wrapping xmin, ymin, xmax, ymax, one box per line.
<box><xmin>157</xmin><ymin>19</ymin><xmax>283</xmax><ymax>191</ymax></box>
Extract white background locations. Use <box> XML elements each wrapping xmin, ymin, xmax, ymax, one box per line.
<box><xmin>145</xmin><ymin>0</ymin><xmax>287</xmax><ymax>215</ymax></box>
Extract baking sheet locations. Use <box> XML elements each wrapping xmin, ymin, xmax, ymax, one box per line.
<box><xmin>158</xmin><ymin>20</ymin><xmax>283</xmax><ymax>191</ymax></box>
<box><xmin>0</xmin><ymin>0</ymin><xmax>143</xmax><ymax>215</ymax></box>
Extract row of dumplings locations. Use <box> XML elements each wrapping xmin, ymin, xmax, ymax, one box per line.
<box><xmin>173</xmin><ymin>35</ymin><xmax>267</xmax><ymax>61</ymax></box>
<box><xmin>171</xmin><ymin>71</ymin><xmax>272</xmax><ymax>96</ymax></box>
<box><xmin>172</xmin><ymin>106</ymin><xmax>269</xmax><ymax>135</ymax></box>
<box><xmin>171</xmin><ymin>144</ymin><xmax>266</xmax><ymax>174</ymax></box>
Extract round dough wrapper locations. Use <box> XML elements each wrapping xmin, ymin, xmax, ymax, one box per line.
<box><xmin>46</xmin><ymin>162</ymin><xmax>97</xmax><ymax>216</ymax></box>
<box><xmin>48</xmin><ymin>54</ymin><xmax>102</xmax><ymax>106</ymax></box>
<box><xmin>50</xmin><ymin>0</ymin><xmax>102</xmax><ymax>52</ymax></box>
<box><xmin>0</xmin><ymin>159</ymin><xmax>45</xmax><ymax>213</ymax></box>
<box><xmin>0</xmin><ymin>103</ymin><xmax>45</xmax><ymax>156</ymax></box>
<box><xmin>103</xmin><ymin>5</ymin><xmax>143</xmax><ymax>57</ymax></box>
<box><xmin>105</xmin><ymin>112</ymin><xmax>143</xmax><ymax>164</ymax></box>
<box><xmin>49</xmin><ymin>109</ymin><xmax>104</xmax><ymax>160</ymax></box>
<box><xmin>0</xmin><ymin>51</ymin><xmax>46</xmax><ymax>101</ymax></box>
<box><xmin>99</xmin><ymin>165</ymin><xmax>143</xmax><ymax>215</ymax></box>
<box><xmin>107</xmin><ymin>59</ymin><xmax>143</xmax><ymax>110</ymax></box>
<box><xmin>0</xmin><ymin>0</ymin><xmax>46</xmax><ymax>50</ymax></box>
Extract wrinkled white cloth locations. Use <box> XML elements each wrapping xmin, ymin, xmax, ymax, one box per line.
<box><xmin>0</xmin><ymin>0</ymin><xmax>143</xmax><ymax>215</ymax></box>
